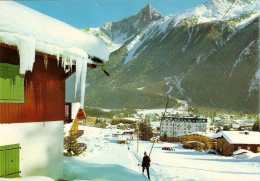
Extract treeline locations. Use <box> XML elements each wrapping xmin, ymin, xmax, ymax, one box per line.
<box><xmin>83</xmin><ymin>106</ymin><xmax>137</xmax><ymax>119</ymax></box>
<box><xmin>111</xmin><ymin>118</ymin><xmax>136</xmax><ymax>125</ymax></box>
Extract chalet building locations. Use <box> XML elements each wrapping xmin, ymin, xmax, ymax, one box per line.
<box><xmin>112</xmin><ymin>129</ymin><xmax>135</xmax><ymax>137</ymax></box>
<box><xmin>112</xmin><ymin>129</ymin><xmax>135</xmax><ymax>144</ymax></box>
<box><xmin>180</xmin><ymin>132</ymin><xmax>216</xmax><ymax>151</ymax></box>
<box><xmin>212</xmin><ymin>131</ymin><xmax>260</xmax><ymax>156</ymax></box>
<box><xmin>160</xmin><ymin>116</ymin><xmax>209</xmax><ymax>142</ymax></box>
<box><xmin>85</xmin><ymin>117</ymin><xmax>97</xmax><ymax>126</ymax></box>
<box><xmin>0</xmin><ymin>1</ymin><xmax>108</xmax><ymax>179</ymax></box>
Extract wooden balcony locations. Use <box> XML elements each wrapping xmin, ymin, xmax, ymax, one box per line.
<box><xmin>75</xmin><ymin>130</ymin><xmax>84</xmax><ymax>138</ymax></box>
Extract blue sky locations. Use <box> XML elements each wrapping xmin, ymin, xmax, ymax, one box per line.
<box><xmin>17</xmin><ymin>0</ymin><xmax>207</xmax><ymax>29</ymax></box>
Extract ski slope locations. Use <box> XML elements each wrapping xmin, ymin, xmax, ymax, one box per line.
<box><xmin>63</xmin><ymin>126</ymin><xmax>260</xmax><ymax>181</ymax></box>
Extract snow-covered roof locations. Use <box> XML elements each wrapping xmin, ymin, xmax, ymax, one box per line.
<box><xmin>121</xmin><ymin>117</ymin><xmax>141</xmax><ymax>122</ymax></box>
<box><xmin>0</xmin><ymin>2</ymin><xmax>109</xmax><ymax>74</ymax></box>
<box><xmin>212</xmin><ymin>131</ymin><xmax>260</xmax><ymax>145</ymax></box>
<box><xmin>0</xmin><ymin>1</ymin><xmax>110</xmax><ymax>108</ymax></box>
<box><xmin>233</xmin><ymin>149</ymin><xmax>253</xmax><ymax>155</ymax></box>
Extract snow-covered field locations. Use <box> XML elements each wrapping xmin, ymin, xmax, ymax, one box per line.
<box><xmin>63</xmin><ymin>126</ymin><xmax>260</xmax><ymax>181</ymax></box>
<box><xmin>3</xmin><ymin>126</ymin><xmax>259</xmax><ymax>181</ymax></box>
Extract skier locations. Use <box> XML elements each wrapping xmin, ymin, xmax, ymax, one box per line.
<box><xmin>141</xmin><ymin>151</ymin><xmax>151</xmax><ymax>180</ymax></box>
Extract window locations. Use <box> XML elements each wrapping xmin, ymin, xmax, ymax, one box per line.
<box><xmin>0</xmin><ymin>63</ymin><xmax>24</xmax><ymax>103</ymax></box>
<box><xmin>65</xmin><ymin>104</ymin><xmax>70</xmax><ymax>118</ymax></box>
<box><xmin>0</xmin><ymin>144</ymin><xmax>20</xmax><ymax>178</ymax></box>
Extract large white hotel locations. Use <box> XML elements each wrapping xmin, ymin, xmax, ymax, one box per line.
<box><xmin>160</xmin><ymin>116</ymin><xmax>210</xmax><ymax>142</ymax></box>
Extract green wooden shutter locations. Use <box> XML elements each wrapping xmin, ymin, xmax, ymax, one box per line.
<box><xmin>0</xmin><ymin>146</ymin><xmax>6</xmax><ymax>178</ymax></box>
<box><xmin>0</xmin><ymin>144</ymin><xmax>20</xmax><ymax>178</ymax></box>
<box><xmin>0</xmin><ymin>63</ymin><xmax>24</xmax><ymax>103</ymax></box>
<box><xmin>5</xmin><ymin>144</ymin><xmax>20</xmax><ymax>178</ymax></box>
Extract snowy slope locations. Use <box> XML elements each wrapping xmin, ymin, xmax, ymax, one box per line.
<box><xmin>3</xmin><ymin>125</ymin><xmax>260</xmax><ymax>180</ymax></box>
<box><xmin>4</xmin><ymin>125</ymin><xmax>260</xmax><ymax>180</ymax></box>
<box><xmin>62</xmin><ymin>126</ymin><xmax>260</xmax><ymax>181</ymax></box>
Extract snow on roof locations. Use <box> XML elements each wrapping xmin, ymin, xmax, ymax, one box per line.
<box><xmin>124</xmin><ymin>129</ymin><xmax>135</xmax><ymax>133</ymax></box>
<box><xmin>212</xmin><ymin>131</ymin><xmax>260</xmax><ymax>145</ymax></box>
<box><xmin>0</xmin><ymin>1</ymin><xmax>110</xmax><ymax>108</ymax></box>
<box><xmin>0</xmin><ymin>2</ymin><xmax>109</xmax><ymax>72</ymax></box>
<box><xmin>233</xmin><ymin>149</ymin><xmax>253</xmax><ymax>155</ymax></box>
<box><xmin>113</xmin><ymin>130</ymin><xmax>125</xmax><ymax>135</ymax></box>
<box><xmin>113</xmin><ymin>129</ymin><xmax>134</xmax><ymax>134</ymax></box>
<box><xmin>121</xmin><ymin>117</ymin><xmax>141</xmax><ymax>122</ymax></box>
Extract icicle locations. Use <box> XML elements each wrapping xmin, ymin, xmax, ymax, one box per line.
<box><xmin>74</xmin><ymin>57</ymin><xmax>89</xmax><ymax>108</ymax></box>
<box><xmin>56</xmin><ymin>53</ymin><xmax>60</xmax><ymax>66</ymax></box>
<box><xmin>43</xmin><ymin>54</ymin><xmax>48</xmax><ymax>70</ymax></box>
<box><xmin>80</xmin><ymin>60</ymin><xmax>88</xmax><ymax>108</ymax></box>
<box><xmin>75</xmin><ymin>58</ymin><xmax>83</xmax><ymax>99</ymax></box>
<box><xmin>69</xmin><ymin>58</ymin><xmax>73</xmax><ymax>71</ymax></box>
<box><xmin>62</xmin><ymin>57</ymin><xmax>67</xmax><ymax>71</ymax></box>
<box><xmin>16</xmin><ymin>36</ymin><xmax>36</xmax><ymax>74</ymax></box>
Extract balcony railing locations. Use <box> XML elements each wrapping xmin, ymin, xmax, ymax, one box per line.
<box><xmin>75</xmin><ymin>130</ymin><xmax>84</xmax><ymax>138</ymax></box>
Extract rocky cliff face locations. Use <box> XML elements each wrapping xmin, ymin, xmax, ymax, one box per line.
<box><xmin>70</xmin><ymin>0</ymin><xmax>259</xmax><ymax>113</ymax></box>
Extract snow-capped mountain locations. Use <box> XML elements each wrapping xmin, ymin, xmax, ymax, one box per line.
<box><xmin>83</xmin><ymin>4</ymin><xmax>162</xmax><ymax>53</ymax></box>
<box><xmin>74</xmin><ymin>0</ymin><xmax>259</xmax><ymax>113</ymax></box>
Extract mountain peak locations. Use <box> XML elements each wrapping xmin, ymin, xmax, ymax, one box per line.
<box><xmin>137</xmin><ymin>3</ymin><xmax>162</xmax><ymax>22</ymax></box>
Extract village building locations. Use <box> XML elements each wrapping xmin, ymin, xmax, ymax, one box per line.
<box><xmin>0</xmin><ymin>1</ymin><xmax>108</xmax><ymax>179</ymax></box>
<box><xmin>180</xmin><ymin>132</ymin><xmax>216</xmax><ymax>151</ymax></box>
<box><xmin>112</xmin><ymin>129</ymin><xmax>135</xmax><ymax>144</ymax></box>
<box><xmin>212</xmin><ymin>131</ymin><xmax>260</xmax><ymax>156</ymax></box>
<box><xmin>160</xmin><ymin>116</ymin><xmax>209</xmax><ymax>142</ymax></box>
<box><xmin>85</xmin><ymin>117</ymin><xmax>97</xmax><ymax>126</ymax></box>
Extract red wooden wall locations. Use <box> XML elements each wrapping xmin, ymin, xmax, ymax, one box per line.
<box><xmin>0</xmin><ymin>45</ymin><xmax>66</xmax><ymax>123</ymax></box>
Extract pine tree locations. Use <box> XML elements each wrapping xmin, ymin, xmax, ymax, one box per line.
<box><xmin>252</xmin><ymin>118</ymin><xmax>260</xmax><ymax>131</ymax></box>
<box><xmin>139</xmin><ymin>120</ymin><xmax>153</xmax><ymax>141</ymax></box>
